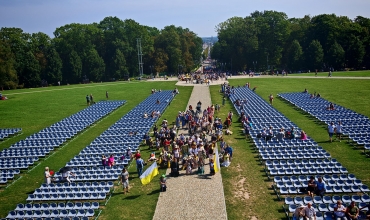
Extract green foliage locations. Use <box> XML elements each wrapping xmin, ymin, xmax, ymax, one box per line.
<box><xmin>0</xmin><ymin>17</ymin><xmax>202</xmax><ymax>89</ymax></box>
<box><xmin>213</xmin><ymin>11</ymin><xmax>370</xmax><ymax>71</ymax></box>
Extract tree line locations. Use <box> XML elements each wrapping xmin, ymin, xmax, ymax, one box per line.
<box><xmin>211</xmin><ymin>11</ymin><xmax>370</xmax><ymax>73</ymax></box>
<box><xmin>0</xmin><ymin>16</ymin><xmax>203</xmax><ymax>89</ymax></box>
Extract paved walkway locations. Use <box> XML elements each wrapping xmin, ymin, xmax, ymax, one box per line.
<box><xmin>152</xmin><ymin>84</ymin><xmax>228</xmax><ymax>220</ymax></box>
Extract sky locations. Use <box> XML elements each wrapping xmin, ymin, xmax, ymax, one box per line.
<box><xmin>1</xmin><ymin>0</ymin><xmax>370</xmax><ymax>38</ymax></box>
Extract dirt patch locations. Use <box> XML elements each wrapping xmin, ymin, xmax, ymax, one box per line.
<box><xmin>236</xmin><ymin>164</ymin><xmax>243</xmax><ymax>172</ymax></box>
<box><xmin>233</xmin><ymin>176</ymin><xmax>250</xmax><ymax>200</ymax></box>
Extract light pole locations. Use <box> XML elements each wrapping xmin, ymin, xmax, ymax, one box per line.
<box><xmin>253</xmin><ymin>61</ymin><xmax>257</xmax><ymax>72</ymax></box>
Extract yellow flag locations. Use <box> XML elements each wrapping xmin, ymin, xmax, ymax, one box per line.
<box><xmin>140</xmin><ymin>162</ymin><xmax>159</xmax><ymax>185</ymax></box>
<box><xmin>213</xmin><ymin>147</ymin><xmax>220</xmax><ymax>173</ymax></box>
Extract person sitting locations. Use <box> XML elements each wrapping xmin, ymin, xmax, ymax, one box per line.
<box><xmin>307</xmin><ymin>176</ymin><xmax>316</xmax><ymax>198</ymax></box>
<box><xmin>300</xmin><ymin>130</ymin><xmax>308</xmax><ymax>140</ymax></box>
<box><xmin>314</xmin><ymin>177</ymin><xmax>326</xmax><ymax>197</ymax></box>
<box><xmin>293</xmin><ymin>204</ymin><xmax>306</xmax><ymax>220</ymax></box>
<box><xmin>334</xmin><ymin>200</ymin><xmax>347</xmax><ymax>220</ymax></box>
<box><xmin>346</xmin><ymin>201</ymin><xmax>359</xmax><ymax>220</ymax></box>
<box><xmin>148</xmin><ymin>152</ymin><xmax>157</xmax><ymax>162</ymax></box>
<box><xmin>303</xmin><ymin>88</ymin><xmax>308</xmax><ymax>93</ymax></box>
<box><xmin>221</xmin><ymin>153</ymin><xmax>231</xmax><ymax>167</ymax></box>
<box><xmin>143</xmin><ymin>112</ymin><xmax>148</xmax><ymax>118</ymax></box>
<box><xmin>303</xmin><ymin>202</ymin><xmax>316</xmax><ymax>220</ymax></box>
<box><xmin>327</xmin><ymin>102</ymin><xmax>335</xmax><ymax>110</ymax></box>
<box><xmin>156</xmin><ymin>99</ymin><xmax>160</xmax><ymax>104</ymax></box>
<box><xmin>225</xmin><ymin>128</ymin><xmax>233</xmax><ymax>135</ymax></box>
<box><xmin>316</xmin><ymin>93</ymin><xmax>321</xmax><ymax>98</ymax></box>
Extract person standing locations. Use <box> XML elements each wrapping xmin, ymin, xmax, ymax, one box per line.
<box><xmin>90</xmin><ymin>94</ymin><xmax>94</xmax><ymax>104</ymax></box>
<box><xmin>335</xmin><ymin>121</ymin><xmax>343</xmax><ymax>142</ymax></box>
<box><xmin>108</xmin><ymin>154</ymin><xmax>115</xmax><ymax>168</ymax></box>
<box><xmin>86</xmin><ymin>95</ymin><xmax>90</xmax><ymax>106</ymax></box>
<box><xmin>269</xmin><ymin>94</ymin><xmax>274</xmax><ymax>105</ymax></box>
<box><xmin>45</xmin><ymin>167</ymin><xmax>52</xmax><ymax>184</ymax></box>
<box><xmin>328</xmin><ymin>122</ymin><xmax>336</xmax><ymax>143</ymax></box>
<box><xmin>106</xmin><ymin>91</ymin><xmax>109</xmax><ymax>99</ymax></box>
<box><xmin>209</xmin><ymin>159</ymin><xmax>215</xmax><ymax>176</ymax></box>
<box><xmin>136</xmin><ymin>156</ymin><xmax>144</xmax><ymax>177</ymax></box>
<box><xmin>120</xmin><ymin>168</ymin><xmax>129</xmax><ymax>194</ymax></box>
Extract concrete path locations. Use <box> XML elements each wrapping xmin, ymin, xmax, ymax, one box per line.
<box><xmin>152</xmin><ymin>84</ymin><xmax>228</xmax><ymax>220</ymax></box>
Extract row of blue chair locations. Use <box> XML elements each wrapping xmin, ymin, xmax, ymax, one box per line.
<box><xmin>228</xmin><ymin>87</ymin><xmax>369</xmax><ymax>220</ymax></box>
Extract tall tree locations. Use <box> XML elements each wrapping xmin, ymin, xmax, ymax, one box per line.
<box><xmin>306</xmin><ymin>40</ymin><xmax>324</xmax><ymax>70</ymax></box>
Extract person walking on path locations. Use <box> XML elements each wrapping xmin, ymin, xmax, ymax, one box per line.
<box><xmin>120</xmin><ymin>168</ymin><xmax>129</xmax><ymax>194</ymax></box>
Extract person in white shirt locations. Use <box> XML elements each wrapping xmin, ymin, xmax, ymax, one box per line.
<box><xmin>335</xmin><ymin>121</ymin><xmax>343</xmax><ymax>142</ymax></box>
<box><xmin>328</xmin><ymin>122</ymin><xmax>336</xmax><ymax>142</ymax></box>
<box><xmin>303</xmin><ymin>202</ymin><xmax>316</xmax><ymax>220</ymax></box>
<box><xmin>334</xmin><ymin>200</ymin><xmax>347</xmax><ymax>220</ymax></box>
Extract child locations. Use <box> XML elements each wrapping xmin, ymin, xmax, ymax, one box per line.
<box><xmin>209</xmin><ymin>159</ymin><xmax>215</xmax><ymax>176</ymax></box>
<box><xmin>197</xmin><ymin>157</ymin><xmax>204</xmax><ymax>175</ymax></box>
<box><xmin>160</xmin><ymin>174</ymin><xmax>167</xmax><ymax>192</ymax></box>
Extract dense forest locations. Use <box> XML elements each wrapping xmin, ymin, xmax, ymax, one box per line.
<box><xmin>0</xmin><ymin>17</ymin><xmax>203</xmax><ymax>89</ymax></box>
<box><xmin>211</xmin><ymin>11</ymin><xmax>370</xmax><ymax>72</ymax></box>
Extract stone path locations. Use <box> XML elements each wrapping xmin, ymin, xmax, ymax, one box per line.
<box><xmin>152</xmin><ymin>84</ymin><xmax>228</xmax><ymax>220</ymax></box>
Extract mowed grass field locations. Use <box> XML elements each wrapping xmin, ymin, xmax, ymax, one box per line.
<box><xmin>285</xmin><ymin>70</ymin><xmax>370</xmax><ymax>77</ymax></box>
<box><xmin>0</xmin><ymin>75</ymin><xmax>369</xmax><ymax>219</ymax></box>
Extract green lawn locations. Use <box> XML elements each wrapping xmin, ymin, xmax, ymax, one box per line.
<box><xmin>0</xmin><ymin>77</ymin><xmax>369</xmax><ymax>219</ymax></box>
<box><xmin>287</xmin><ymin>70</ymin><xmax>370</xmax><ymax>77</ymax></box>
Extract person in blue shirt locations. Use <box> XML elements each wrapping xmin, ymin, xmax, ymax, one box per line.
<box><xmin>225</xmin><ymin>145</ymin><xmax>233</xmax><ymax>161</ymax></box>
<box><xmin>314</xmin><ymin>177</ymin><xmax>326</xmax><ymax>197</ymax></box>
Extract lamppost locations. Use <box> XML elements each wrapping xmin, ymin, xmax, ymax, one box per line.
<box><xmin>253</xmin><ymin>61</ymin><xmax>257</xmax><ymax>72</ymax></box>
<box><xmin>149</xmin><ymin>65</ymin><xmax>153</xmax><ymax>79</ymax></box>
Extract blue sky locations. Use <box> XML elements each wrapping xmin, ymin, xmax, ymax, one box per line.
<box><xmin>1</xmin><ymin>0</ymin><xmax>369</xmax><ymax>37</ymax></box>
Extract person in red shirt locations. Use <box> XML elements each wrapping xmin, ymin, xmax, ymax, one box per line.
<box><xmin>134</xmin><ymin>150</ymin><xmax>141</xmax><ymax>160</ymax></box>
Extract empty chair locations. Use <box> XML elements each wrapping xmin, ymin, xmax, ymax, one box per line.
<box><xmin>324</xmin><ymin>211</ymin><xmax>334</xmax><ymax>220</ymax></box>
<box><xmin>304</xmin><ymin>196</ymin><xmax>313</xmax><ymax>204</ymax></box>
<box><xmin>58</xmin><ymin>209</ymin><xmax>69</xmax><ymax>218</ymax></box>
<box><xmin>15</xmin><ymin>203</ymin><xmax>25</xmax><ymax>211</ymax></box>
<box><xmin>32</xmin><ymin>210</ymin><xmax>43</xmax><ymax>218</ymax></box>
<box><xmin>50</xmin><ymin>210</ymin><xmax>60</xmax><ymax>218</ymax></box>
<box><xmin>41</xmin><ymin>210</ymin><xmax>51</xmax><ymax>218</ymax></box>
<box><xmin>313</xmin><ymin>196</ymin><xmax>323</xmax><ymax>204</ymax></box>
<box><xmin>76</xmin><ymin>209</ymin><xmax>85</xmax><ymax>217</ymax></box>
<box><xmin>85</xmin><ymin>209</ymin><xmax>95</xmax><ymax>217</ymax></box>
<box><xmin>342</xmin><ymin>195</ymin><xmax>351</xmax><ymax>204</ymax></box>
<box><xmin>82</xmin><ymin>202</ymin><xmax>91</xmax><ymax>209</ymax></box>
<box><xmin>23</xmin><ymin>210</ymin><xmax>33</xmax><ymax>218</ymax></box>
<box><xmin>318</xmin><ymin>203</ymin><xmax>329</xmax><ymax>212</ymax></box>
<box><xmin>361</xmin><ymin>185</ymin><xmax>370</xmax><ymax>193</ymax></box>
<box><xmin>362</xmin><ymin>194</ymin><xmax>370</xmax><ymax>203</ymax></box>
<box><xmin>91</xmin><ymin>202</ymin><xmax>99</xmax><ymax>209</ymax></box>
<box><xmin>67</xmin><ymin>209</ymin><xmax>77</xmax><ymax>217</ymax></box>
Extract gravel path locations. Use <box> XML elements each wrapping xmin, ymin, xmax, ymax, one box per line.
<box><xmin>152</xmin><ymin>85</ymin><xmax>228</xmax><ymax>220</ymax></box>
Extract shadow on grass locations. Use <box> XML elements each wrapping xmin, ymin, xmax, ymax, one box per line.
<box><xmin>147</xmin><ymin>189</ymin><xmax>160</xmax><ymax>195</ymax></box>
<box><xmin>123</xmin><ymin>195</ymin><xmax>141</xmax><ymax>200</ymax></box>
